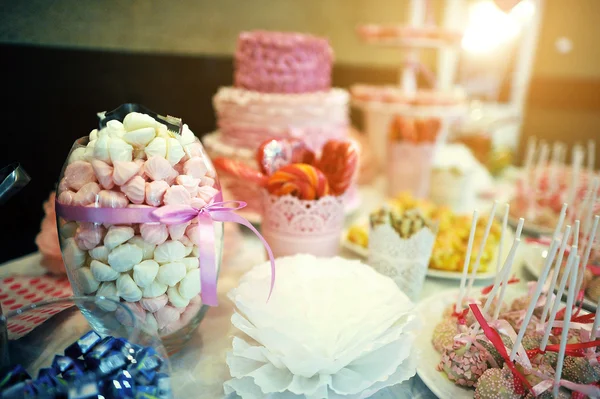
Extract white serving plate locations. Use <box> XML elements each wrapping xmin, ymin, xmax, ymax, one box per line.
<box><xmin>414</xmin><ymin>287</ymin><xmax>526</xmax><ymax>399</ymax></box>
<box><xmin>522</xmin><ymin>241</ymin><xmax>598</xmax><ymax>312</ymax></box>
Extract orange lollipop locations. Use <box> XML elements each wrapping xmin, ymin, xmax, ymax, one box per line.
<box><xmin>318</xmin><ymin>140</ymin><xmax>359</xmax><ymax>196</ymax></box>
<box><xmin>266</xmin><ymin>163</ymin><xmax>330</xmax><ymax>200</ymax></box>
<box><xmin>213</xmin><ymin>157</ymin><xmax>268</xmax><ymax>187</ymax></box>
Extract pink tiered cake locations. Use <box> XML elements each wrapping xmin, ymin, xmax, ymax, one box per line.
<box><xmin>203</xmin><ymin>31</ymin><xmax>352</xmax><ymax>216</ymax></box>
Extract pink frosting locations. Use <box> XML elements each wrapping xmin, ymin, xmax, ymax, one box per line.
<box><xmin>234</xmin><ymin>30</ymin><xmax>333</xmax><ymax>93</ymax></box>
<box><xmin>213</xmin><ymin>87</ymin><xmax>349</xmax><ymax>151</ymax></box>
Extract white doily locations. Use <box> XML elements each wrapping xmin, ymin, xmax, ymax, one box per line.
<box><xmin>368</xmin><ymin>224</ymin><xmax>436</xmax><ymax>301</ymax></box>
<box><xmin>261</xmin><ymin>193</ymin><xmax>345</xmax><ymax>236</ymax></box>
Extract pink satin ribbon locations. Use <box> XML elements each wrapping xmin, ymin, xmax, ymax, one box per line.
<box><xmin>532</xmin><ymin>377</ymin><xmax>600</xmax><ymax>397</ymax></box>
<box><xmin>55</xmin><ymin>200</ymin><xmax>276</xmax><ymax>306</ymax></box>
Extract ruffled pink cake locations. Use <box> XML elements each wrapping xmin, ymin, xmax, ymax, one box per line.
<box><xmin>203</xmin><ymin>30</ymin><xmax>352</xmax><ymax>216</ymax></box>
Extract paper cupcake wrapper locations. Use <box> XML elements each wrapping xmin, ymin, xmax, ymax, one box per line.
<box><xmin>387</xmin><ymin>143</ymin><xmax>434</xmax><ymax>198</ymax></box>
<box><xmin>0</xmin><ymin>275</ymin><xmax>73</xmax><ymax>340</ymax></box>
<box><xmin>368</xmin><ymin>224</ymin><xmax>435</xmax><ymax>301</ymax></box>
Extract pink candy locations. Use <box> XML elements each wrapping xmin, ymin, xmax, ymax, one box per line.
<box><xmin>140</xmin><ymin>223</ymin><xmax>169</xmax><ymax>245</ymax></box>
<box><xmin>163</xmin><ymin>185</ymin><xmax>191</xmax><ymax>206</ymax></box>
<box><xmin>140</xmin><ymin>294</ymin><xmax>168</xmax><ymax>313</ymax></box>
<box><xmin>197</xmin><ymin>186</ymin><xmax>219</xmax><ymax>203</ymax></box>
<box><xmin>73</xmin><ymin>182</ymin><xmax>101</xmax><ymax>206</ymax></box>
<box><xmin>64</xmin><ymin>161</ymin><xmax>97</xmax><ymax>191</ymax></box>
<box><xmin>57</xmin><ymin>190</ymin><xmax>76</xmax><ymax>206</ymax></box>
<box><xmin>144</xmin><ymin>156</ymin><xmax>176</xmax><ymax>182</ymax></box>
<box><xmin>121</xmin><ymin>176</ymin><xmax>146</xmax><ymax>204</ymax></box>
<box><xmin>113</xmin><ymin>161</ymin><xmax>141</xmax><ymax>185</ymax></box>
<box><xmin>75</xmin><ymin>222</ymin><xmax>106</xmax><ymax>250</ymax></box>
<box><xmin>145</xmin><ymin>180</ymin><xmax>170</xmax><ymax>206</ymax></box>
<box><xmin>168</xmin><ymin>222</ymin><xmax>189</xmax><ymax>241</ymax></box>
<box><xmin>154</xmin><ymin>305</ymin><xmax>180</xmax><ymax>330</ymax></box>
<box><xmin>98</xmin><ymin>190</ymin><xmax>129</xmax><ymax>208</ymax></box>
<box><xmin>176</xmin><ymin>175</ymin><xmax>201</xmax><ymax>196</ymax></box>
<box><xmin>183</xmin><ymin>157</ymin><xmax>208</xmax><ymax>179</ymax></box>
<box><xmin>91</xmin><ymin>160</ymin><xmax>114</xmax><ymax>190</ymax></box>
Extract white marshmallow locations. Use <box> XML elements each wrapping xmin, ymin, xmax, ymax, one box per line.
<box><xmin>68</xmin><ymin>147</ymin><xmax>86</xmax><ymax>164</ymax></box>
<box><xmin>59</xmin><ymin>222</ymin><xmax>78</xmax><ymax>239</ymax></box>
<box><xmin>116</xmin><ymin>274</ymin><xmax>143</xmax><ymax>302</ymax></box>
<box><xmin>123</xmin><ymin>112</ymin><xmax>156</xmax><ymax>131</ymax></box>
<box><xmin>183</xmin><ymin>245</ymin><xmax>193</xmax><ymax>257</ymax></box>
<box><xmin>96</xmin><ymin>282</ymin><xmax>119</xmax><ymax>311</ymax></box>
<box><xmin>89</xmin><ymin>245</ymin><xmax>109</xmax><ymax>263</ymax></box>
<box><xmin>63</xmin><ymin>237</ymin><xmax>87</xmax><ymax>269</ymax></box>
<box><xmin>127</xmin><ymin>236</ymin><xmax>156</xmax><ymax>260</ymax></box>
<box><xmin>123</xmin><ymin>127</ymin><xmax>156</xmax><ymax>149</ymax></box>
<box><xmin>103</xmin><ymin>226</ymin><xmax>135</xmax><ymax>250</ymax></box>
<box><xmin>145</xmin><ymin>137</ymin><xmax>167</xmax><ymax>159</ymax></box>
<box><xmin>181</xmin><ymin>257</ymin><xmax>199</xmax><ymax>271</ymax></box>
<box><xmin>108</xmin><ymin>138</ymin><xmax>133</xmax><ymax>163</ymax></box>
<box><xmin>167</xmin><ymin>286</ymin><xmax>190</xmax><ymax>308</ymax></box>
<box><xmin>155</xmin><ymin>123</ymin><xmax>172</xmax><ymax>139</ymax></box>
<box><xmin>142</xmin><ymin>280</ymin><xmax>168</xmax><ymax>298</ymax></box>
<box><xmin>74</xmin><ymin>267</ymin><xmax>100</xmax><ymax>294</ymax></box>
<box><xmin>192</xmin><ymin>245</ymin><xmax>199</xmax><ymax>257</ymax></box>
<box><xmin>133</xmin><ymin>260</ymin><xmax>159</xmax><ymax>288</ymax></box>
<box><xmin>90</xmin><ymin>260</ymin><xmax>120</xmax><ymax>282</ymax></box>
<box><xmin>178</xmin><ymin>268</ymin><xmax>201</xmax><ymax>300</ymax></box>
<box><xmin>107</xmin><ymin>243</ymin><xmax>143</xmax><ymax>272</ymax></box>
<box><xmin>166</xmin><ymin>138</ymin><xmax>185</xmax><ymax>165</ymax></box>
<box><xmin>94</xmin><ymin>135</ymin><xmax>112</xmax><ymax>163</ymax></box>
<box><xmin>154</xmin><ymin>240</ymin><xmax>186</xmax><ymax>264</ymax></box>
<box><xmin>178</xmin><ymin>124</ymin><xmax>196</xmax><ymax>146</ymax></box>
<box><xmin>89</xmin><ymin>129</ymin><xmax>98</xmax><ymax>141</ymax></box>
<box><xmin>106</xmin><ymin>120</ymin><xmax>126</xmax><ymax>138</ymax></box>
<box><xmin>156</xmin><ymin>262</ymin><xmax>186</xmax><ymax>287</ymax></box>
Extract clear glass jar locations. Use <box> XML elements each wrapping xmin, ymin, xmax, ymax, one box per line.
<box><xmin>56</xmin><ymin>119</ymin><xmax>223</xmax><ymax>354</ymax></box>
<box><xmin>0</xmin><ymin>296</ymin><xmax>173</xmax><ymax>397</ymax></box>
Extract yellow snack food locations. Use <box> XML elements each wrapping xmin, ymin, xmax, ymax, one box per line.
<box><xmin>347</xmin><ymin>192</ymin><xmax>501</xmax><ymax>273</ymax></box>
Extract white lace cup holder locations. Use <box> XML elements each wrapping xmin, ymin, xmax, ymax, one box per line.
<box><xmin>386</xmin><ymin>142</ymin><xmax>435</xmax><ymax>198</ymax></box>
<box><xmin>260</xmin><ymin>192</ymin><xmax>345</xmax><ymax>258</ymax></box>
<box><xmin>429</xmin><ymin>167</ymin><xmax>476</xmax><ymax>208</ymax></box>
<box><xmin>367</xmin><ymin>223</ymin><xmax>437</xmax><ymax>301</ymax></box>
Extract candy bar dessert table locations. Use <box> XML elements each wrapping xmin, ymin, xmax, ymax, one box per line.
<box><xmin>0</xmin><ymin>177</ymin><xmax>527</xmax><ymax>399</ymax></box>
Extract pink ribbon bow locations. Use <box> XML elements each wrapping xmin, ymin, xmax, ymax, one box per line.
<box><xmin>55</xmin><ymin>200</ymin><xmax>276</xmax><ymax>306</ymax></box>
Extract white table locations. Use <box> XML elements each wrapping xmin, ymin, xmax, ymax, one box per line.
<box><xmin>0</xmin><ymin>176</ymin><xmax>530</xmax><ymax>399</ymax></box>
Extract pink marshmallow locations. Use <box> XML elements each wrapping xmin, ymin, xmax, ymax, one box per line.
<box><xmin>64</xmin><ymin>161</ymin><xmax>97</xmax><ymax>191</ymax></box>
<box><xmin>173</xmin><ymin>162</ymin><xmax>185</xmax><ymax>175</ymax></box>
<box><xmin>113</xmin><ymin>161</ymin><xmax>141</xmax><ymax>186</ymax></box>
<box><xmin>121</xmin><ymin>176</ymin><xmax>146</xmax><ymax>204</ymax></box>
<box><xmin>185</xmin><ymin>224</ymin><xmax>200</xmax><ymax>246</ymax></box>
<box><xmin>144</xmin><ymin>156</ymin><xmax>176</xmax><ymax>182</ymax></box>
<box><xmin>200</xmin><ymin>176</ymin><xmax>216</xmax><ymax>188</ymax></box>
<box><xmin>145</xmin><ymin>181</ymin><xmax>170</xmax><ymax>206</ymax></box>
<box><xmin>190</xmin><ymin>197</ymin><xmax>207</xmax><ymax>210</ymax></box>
<box><xmin>154</xmin><ymin>305</ymin><xmax>181</xmax><ymax>330</ymax></box>
<box><xmin>183</xmin><ymin>157</ymin><xmax>208</xmax><ymax>179</ymax></box>
<box><xmin>176</xmin><ymin>175</ymin><xmax>200</xmax><ymax>196</ymax></box>
<box><xmin>168</xmin><ymin>222</ymin><xmax>190</xmax><ymax>241</ymax></box>
<box><xmin>163</xmin><ymin>185</ymin><xmax>191</xmax><ymax>206</ymax></box>
<box><xmin>75</xmin><ymin>222</ymin><xmax>106</xmax><ymax>250</ymax></box>
<box><xmin>197</xmin><ymin>186</ymin><xmax>219</xmax><ymax>203</ymax></box>
<box><xmin>91</xmin><ymin>160</ymin><xmax>114</xmax><ymax>190</ymax></box>
<box><xmin>140</xmin><ymin>223</ymin><xmax>169</xmax><ymax>245</ymax></box>
<box><xmin>134</xmin><ymin>159</ymin><xmax>146</xmax><ymax>177</ymax></box>
<box><xmin>58</xmin><ymin>178</ymin><xmax>69</xmax><ymax>193</ymax></box>
<box><xmin>180</xmin><ymin>295</ymin><xmax>202</xmax><ymax>325</ymax></box>
<box><xmin>185</xmin><ymin>142</ymin><xmax>204</xmax><ymax>158</ymax></box>
<box><xmin>178</xmin><ymin>235</ymin><xmax>193</xmax><ymax>247</ymax></box>
<box><xmin>98</xmin><ymin>190</ymin><xmax>129</xmax><ymax>208</ymax></box>
<box><xmin>140</xmin><ymin>294</ymin><xmax>168</xmax><ymax>313</ymax></box>
<box><xmin>73</xmin><ymin>182</ymin><xmax>101</xmax><ymax>206</ymax></box>
<box><xmin>57</xmin><ymin>190</ymin><xmax>76</xmax><ymax>206</ymax></box>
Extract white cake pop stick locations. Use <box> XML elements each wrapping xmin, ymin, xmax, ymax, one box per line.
<box><xmin>540</xmin><ymin>246</ymin><xmax>577</xmax><ymax>351</ymax></box>
<box><xmin>582</xmin><ymin>178</ymin><xmax>599</xmax><ymax>244</ymax></box>
<box><xmin>456</xmin><ymin>210</ymin><xmax>479</xmax><ymax>310</ymax></box>
<box><xmin>523</xmin><ymin>136</ymin><xmax>537</xmax><ymax>186</ymax></box>
<box><xmin>572</xmin><ymin>219</ymin><xmax>580</xmax><ymax>248</ymax></box>
<box><xmin>553</xmin><ymin>254</ymin><xmax>580</xmax><ymax>399</ymax></box>
<box><xmin>553</xmin><ymin>204</ymin><xmax>568</xmax><ymax>240</ymax></box>
<box><xmin>466</xmin><ymin>202</ymin><xmax>498</xmax><ymax>296</ymax></box>
<box><xmin>591</xmin><ymin>300</ymin><xmax>600</xmax><ymax>341</ymax></box>
<box><xmin>492</xmin><ymin>204</ymin><xmax>510</xmax><ymax>289</ymax></box>
<box><xmin>540</xmin><ymin>225</ymin><xmax>572</xmax><ymax>324</ymax></box>
<box><xmin>575</xmin><ymin>215</ymin><xmax>599</xmax><ymax>297</ymax></box>
<box><xmin>510</xmin><ymin>237</ymin><xmax>561</xmax><ymax>361</ymax></box>
<box><xmin>549</xmin><ymin>142</ymin><xmax>562</xmax><ymax>195</ymax></box>
<box><xmin>588</xmin><ymin>139</ymin><xmax>595</xmax><ymax>175</ymax></box>
<box><xmin>567</xmin><ymin>146</ymin><xmax>584</xmax><ymax>221</ymax></box>
<box><xmin>492</xmin><ymin>236</ymin><xmax>522</xmax><ymax>321</ymax></box>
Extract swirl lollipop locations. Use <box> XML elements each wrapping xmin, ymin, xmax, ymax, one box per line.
<box><xmin>318</xmin><ymin>140</ymin><xmax>359</xmax><ymax>196</ymax></box>
<box><xmin>212</xmin><ymin>158</ymin><xmax>267</xmax><ymax>186</ymax></box>
<box><xmin>257</xmin><ymin>139</ymin><xmax>316</xmax><ymax>176</ymax></box>
<box><xmin>266</xmin><ymin>163</ymin><xmax>329</xmax><ymax>200</ymax></box>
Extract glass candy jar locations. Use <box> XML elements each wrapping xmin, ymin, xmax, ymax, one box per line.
<box><xmin>55</xmin><ymin>111</ymin><xmax>224</xmax><ymax>353</ymax></box>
